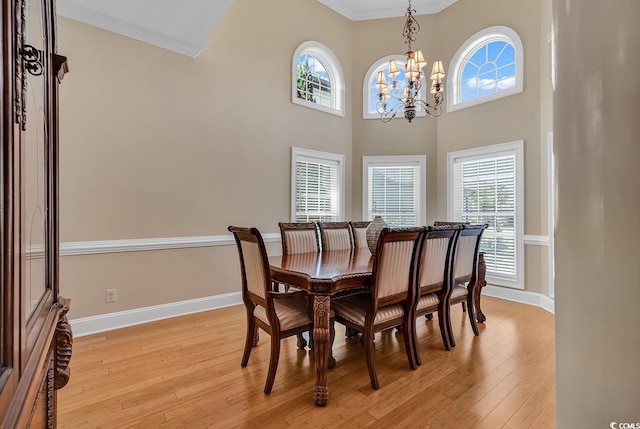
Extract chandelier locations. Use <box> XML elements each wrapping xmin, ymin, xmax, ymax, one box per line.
<box><xmin>375</xmin><ymin>0</ymin><xmax>446</xmax><ymax>123</ymax></box>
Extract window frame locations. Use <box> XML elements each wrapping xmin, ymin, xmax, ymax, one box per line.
<box><xmin>362</xmin><ymin>155</ymin><xmax>427</xmax><ymax>227</ymax></box>
<box><xmin>447</xmin><ymin>140</ymin><xmax>525</xmax><ymax>289</ymax></box>
<box><xmin>362</xmin><ymin>55</ymin><xmax>428</xmax><ymax>120</ymax></box>
<box><xmin>447</xmin><ymin>26</ymin><xmax>524</xmax><ymax>113</ymax></box>
<box><xmin>291</xmin><ymin>147</ymin><xmax>345</xmax><ymax>222</ymax></box>
<box><xmin>291</xmin><ymin>41</ymin><xmax>345</xmax><ymax>117</ymax></box>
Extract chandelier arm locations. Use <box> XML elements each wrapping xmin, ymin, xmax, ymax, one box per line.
<box><xmin>377</xmin><ymin>102</ymin><xmax>404</xmax><ymax>121</ymax></box>
<box><xmin>415</xmin><ymin>99</ymin><xmax>443</xmax><ymax>118</ymax></box>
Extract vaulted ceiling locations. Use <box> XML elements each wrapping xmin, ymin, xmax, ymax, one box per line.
<box><xmin>56</xmin><ymin>0</ymin><xmax>457</xmax><ymax>57</ymax></box>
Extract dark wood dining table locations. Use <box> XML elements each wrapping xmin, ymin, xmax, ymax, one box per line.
<box><xmin>269</xmin><ymin>248</ymin><xmax>372</xmax><ymax>406</ymax></box>
<box><xmin>268</xmin><ymin>248</ymin><xmax>488</xmax><ymax>406</ymax></box>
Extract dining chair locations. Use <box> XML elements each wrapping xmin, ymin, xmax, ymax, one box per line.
<box><xmin>433</xmin><ymin>220</ymin><xmax>470</xmax><ymax>312</ymax></box>
<box><xmin>317</xmin><ymin>221</ymin><xmax>353</xmax><ymax>250</ymax></box>
<box><xmin>447</xmin><ymin>224</ymin><xmax>487</xmax><ymax>347</ymax></box>
<box><xmin>349</xmin><ymin>221</ymin><xmax>370</xmax><ymax>249</ymax></box>
<box><xmin>278</xmin><ymin>222</ymin><xmax>319</xmax><ymax>348</ymax></box>
<box><xmin>278</xmin><ymin>222</ymin><xmax>320</xmax><ymax>254</ymax></box>
<box><xmin>332</xmin><ymin>227</ymin><xmax>423</xmax><ymax>390</ymax></box>
<box><xmin>229</xmin><ymin>226</ymin><xmax>319</xmax><ymax>394</ymax></box>
<box><xmin>411</xmin><ymin>225</ymin><xmax>460</xmax><ymax>364</ymax></box>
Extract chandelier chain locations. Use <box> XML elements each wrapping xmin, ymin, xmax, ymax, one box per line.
<box><xmin>403</xmin><ymin>1</ymin><xmax>420</xmax><ymax>52</ymax></box>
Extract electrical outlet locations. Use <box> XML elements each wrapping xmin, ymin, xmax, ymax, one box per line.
<box><xmin>105</xmin><ymin>289</ymin><xmax>117</xmax><ymax>303</ymax></box>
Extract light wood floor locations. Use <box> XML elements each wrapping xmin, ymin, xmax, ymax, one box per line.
<box><xmin>58</xmin><ymin>297</ymin><xmax>556</xmax><ymax>429</ymax></box>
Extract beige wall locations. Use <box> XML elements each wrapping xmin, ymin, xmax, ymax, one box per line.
<box><xmin>351</xmin><ymin>14</ymin><xmax>439</xmax><ymax>222</ymax></box>
<box><xmin>59</xmin><ymin>0</ymin><xmax>553</xmax><ymax>319</ymax></box>
<box><xmin>352</xmin><ymin>0</ymin><xmax>552</xmax><ymax>294</ymax></box>
<box><xmin>554</xmin><ymin>0</ymin><xmax>640</xmax><ymax>425</ymax></box>
<box><xmin>58</xmin><ymin>0</ymin><xmax>353</xmax><ymax>318</ymax></box>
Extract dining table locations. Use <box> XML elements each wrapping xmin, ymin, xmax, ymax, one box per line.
<box><xmin>268</xmin><ymin>248</ymin><xmax>487</xmax><ymax>406</ymax></box>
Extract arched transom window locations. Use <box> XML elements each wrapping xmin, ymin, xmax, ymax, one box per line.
<box><xmin>292</xmin><ymin>41</ymin><xmax>345</xmax><ymax>117</ymax></box>
<box><xmin>448</xmin><ymin>26</ymin><xmax>524</xmax><ymax>112</ymax></box>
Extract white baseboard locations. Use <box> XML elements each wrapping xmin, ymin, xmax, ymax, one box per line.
<box><xmin>70</xmin><ymin>292</ymin><xmax>243</xmax><ymax>337</ymax></box>
<box><xmin>482</xmin><ymin>285</ymin><xmax>555</xmax><ymax>314</ymax></box>
<box><xmin>70</xmin><ymin>285</ymin><xmax>555</xmax><ymax>337</ymax></box>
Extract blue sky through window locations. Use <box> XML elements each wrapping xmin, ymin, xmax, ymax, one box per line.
<box><xmin>460</xmin><ymin>41</ymin><xmax>516</xmax><ymax>103</ymax></box>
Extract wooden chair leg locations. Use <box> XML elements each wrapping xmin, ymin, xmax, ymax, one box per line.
<box><xmin>412</xmin><ymin>316</ymin><xmax>422</xmax><ymax>366</ymax></box>
<box><xmin>296</xmin><ymin>333</ymin><xmax>307</xmax><ymax>349</ymax></box>
<box><xmin>345</xmin><ymin>327</ymin><xmax>359</xmax><ymax>338</ymax></box>
<box><xmin>252</xmin><ymin>325</ymin><xmax>259</xmax><ymax>347</ymax></box>
<box><xmin>467</xmin><ymin>297</ymin><xmax>479</xmax><ymax>336</ymax></box>
<box><xmin>364</xmin><ymin>330</ymin><xmax>379</xmax><ymax>390</ymax></box>
<box><xmin>264</xmin><ymin>333</ymin><xmax>281</xmax><ymax>394</ymax></box>
<box><xmin>402</xmin><ymin>320</ymin><xmax>417</xmax><ymax>370</ymax></box>
<box><xmin>242</xmin><ymin>318</ymin><xmax>256</xmax><ymax>367</ymax></box>
<box><xmin>329</xmin><ymin>320</ymin><xmax>336</xmax><ymax>369</ymax></box>
<box><xmin>438</xmin><ymin>308</ymin><xmax>451</xmax><ymax>351</ymax></box>
<box><xmin>462</xmin><ymin>301</ymin><xmax>467</xmax><ymax>312</ymax></box>
<box><xmin>446</xmin><ymin>305</ymin><xmax>456</xmax><ymax>348</ymax></box>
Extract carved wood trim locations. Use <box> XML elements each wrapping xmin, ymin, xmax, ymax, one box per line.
<box><xmin>54</xmin><ymin>298</ymin><xmax>73</xmax><ymax>390</ymax></box>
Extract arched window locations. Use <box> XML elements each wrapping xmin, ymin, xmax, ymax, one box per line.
<box><xmin>292</xmin><ymin>41</ymin><xmax>345</xmax><ymax>117</ymax></box>
<box><xmin>362</xmin><ymin>55</ymin><xmax>427</xmax><ymax>120</ymax></box>
<box><xmin>448</xmin><ymin>26</ymin><xmax>524</xmax><ymax>112</ymax></box>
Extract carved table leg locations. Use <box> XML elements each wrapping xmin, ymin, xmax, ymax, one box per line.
<box><xmin>312</xmin><ymin>294</ymin><xmax>332</xmax><ymax>406</ymax></box>
<box><xmin>475</xmin><ymin>252</ymin><xmax>488</xmax><ymax>323</ymax></box>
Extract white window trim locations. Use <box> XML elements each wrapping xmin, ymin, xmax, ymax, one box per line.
<box><xmin>291</xmin><ymin>41</ymin><xmax>345</xmax><ymax>117</ymax></box>
<box><xmin>362</xmin><ymin>155</ymin><xmax>427</xmax><ymax>226</ymax></box>
<box><xmin>447</xmin><ymin>26</ymin><xmax>524</xmax><ymax>113</ymax></box>
<box><xmin>446</xmin><ymin>140</ymin><xmax>525</xmax><ymax>289</ymax></box>
<box><xmin>291</xmin><ymin>147</ymin><xmax>345</xmax><ymax>222</ymax></box>
<box><xmin>362</xmin><ymin>55</ymin><xmax>428</xmax><ymax>120</ymax></box>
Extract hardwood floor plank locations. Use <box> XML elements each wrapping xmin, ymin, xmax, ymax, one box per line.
<box><xmin>58</xmin><ymin>297</ymin><xmax>556</xmax><ymax>428</ymax></box>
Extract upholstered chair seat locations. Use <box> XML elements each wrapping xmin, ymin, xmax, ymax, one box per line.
<box><xmin>332</xmin><ymin>296</ymin><xmax>404</xmax><ymax>326</ymax></box>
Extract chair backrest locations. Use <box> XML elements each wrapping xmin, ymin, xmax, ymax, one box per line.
<box><xmin>452</xmin><ymin>224</ymin><xmax>487</xmax><ymax>283</ymax></box>
<box><xmin>228</xmin><ymin>226</ymin><xmax>271</xmax><ymax>305</ymax></box>
<box><xmin>417</xmin><ymin>225</ymin><xmax>461</xmax><ymax>295</ymax></box>
<box><xmin>433</xmin><ymin>221</ymin><xmax>470</xmax><ymax>227</ymax></box>
<box><xmin>318</xmin><ymin>221</ymin><xmax>353</xmax><ymax>251</ymax></box>
<box><xmin>278</xmin><ymin>222</ymin><xmax>320</xmax><ymax>255</ymax></box>
<box><xmin>349</xmin><ymin>221</ymin><xmax>370</xmax><ymax>249</ymax></box>
<box><xmin>370</xmin><ymin>227</ymin><xmax>424</xmax><ymax>307</ymax></box>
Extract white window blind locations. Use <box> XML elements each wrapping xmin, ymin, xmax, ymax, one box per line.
<box><xmin>454</xmin><ymin>154</ymin><xmax>516</xmax><ymax>279</ymax></box>
<box><xmin>363</xmin><ymin>156</ymin><xmax>426</xmax><ymax>227</ymax></box>
<box><xmin>291</xmin><ymin>148</ymin><xmax>344</xmax><ymax>222</ymax></box>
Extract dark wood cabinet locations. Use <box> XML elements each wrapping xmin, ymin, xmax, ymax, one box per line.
<box><xmin>1</xmin><ymin>0</ymin><xmax>72</xmax><ymax>427</ymax></box>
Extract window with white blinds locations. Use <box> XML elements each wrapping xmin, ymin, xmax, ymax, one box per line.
<box><xmin>363</xmin><ymin>155</ymin><xmax>426</xmax><ymax>227</ymax></box>
<box><xmin>448</xmin><ymin>141</ymin><xmax>524</xmax><ymax>289</ymax></box>
<box><xmin>291</xmin><ymin>147</ymin><xmax>345</xmax><ymax>222</ymax></box>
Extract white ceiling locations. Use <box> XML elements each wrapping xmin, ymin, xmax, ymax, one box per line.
<box><xmin>56</xmin><ymin>0</ymin><xmax>457</xmax><ymax>57</ymax></box>
<box><xmin>318</xmin><ymin>0</ymin><xmax>458</xmax><ymax>21</ymax></box>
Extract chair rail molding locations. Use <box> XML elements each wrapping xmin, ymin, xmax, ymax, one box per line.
<box><xmin>60</xmin><ymin>233</ymin><xmax>282</xmax><ymax>256</ymax></box>
<box><xmin>523</xmin><ymin>235</ymin><xmax>550</xmax><ymax>246</ymax></box>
